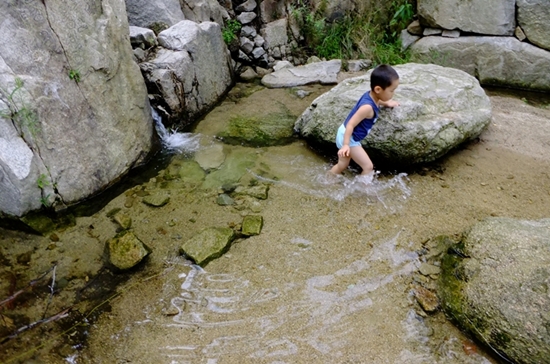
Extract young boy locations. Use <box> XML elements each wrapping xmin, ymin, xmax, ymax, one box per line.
<box><xmin>330</xmin><ymin>64</ymin><xmax>400</xmax><ymax>176</ymax></box>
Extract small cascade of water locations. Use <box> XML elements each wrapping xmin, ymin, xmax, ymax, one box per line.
<box><xmin>152</xmin><ymin>108</ymin><xmax>201</xmax><ymax>154</ymax></box>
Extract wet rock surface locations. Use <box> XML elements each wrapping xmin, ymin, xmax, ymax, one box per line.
<box><xmin>438</xmin><ymin>218</ymin><xmax>550</xmax><ymax>364</ymax></box>
<box><xmin>180</xmin><ymin>227</ymin><xmax>236</xmax><ymax>266</ymax></box>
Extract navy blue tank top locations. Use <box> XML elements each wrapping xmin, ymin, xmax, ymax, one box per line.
<box><xmin>343</xmin><ymin>92</ymin><xmax>379</xmax><ymax>142</ymax></box>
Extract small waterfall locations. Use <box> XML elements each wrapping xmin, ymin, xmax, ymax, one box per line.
<box><xmin>152</xmin><ymin>108</ymin><xmax>200</xmax><ymax>154</ymax></box>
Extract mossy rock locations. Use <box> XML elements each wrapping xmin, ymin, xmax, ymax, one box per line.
<box><xmin>438</xmin><ymin>218</ymin><xmax>550</xmax><ymax>364</ymax></box>
<box><xmin>242</xmin><ymin>215</ymin><xmax>263</xmax><ymax>236</ymax></box>
<box><xmin>217</xmin><ymin>108</ymin><xmax>297</xmax><ymax>147</ymax></box>
<box><xmin>108</xmin><ymin>231</ymin><xmax>151</xmax><ymax>270</ymax></box>
<box><xmin>142</xmin><ymin>193</ymin><xmax>170</xmax><ymax>207</ymax></box>
<box><xmin>19</xmin><ymin>211</ymin><xmax>76</xmax><ymax>236</ymax></box>
<box><xmin>202</xmin><ymin>148</ymin><xmax>258</xmax><ymax>190</ymax></box>
<box><xmin>180</xmin><ymin>227</ymin><xmax>236</xmax><ymax>266</ymax></box>
<box><xmin>112</xmin><ymin>211</ymin><xmax>132</xmax><ymax>230</ymax></box>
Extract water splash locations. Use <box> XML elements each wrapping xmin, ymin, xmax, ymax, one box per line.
<box><xmin>152</xmin><ymin>108</ymin><xmax>200</xmax><ymax>154</ymax></box>
<box><xmin>254</xmin><ymin>166</ymin><xmax>411</xmax><ymax>208</ymax></box>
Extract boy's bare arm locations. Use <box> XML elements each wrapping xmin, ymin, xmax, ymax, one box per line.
<box><xmin>379</xmin><ymin>99</ymin><xmax>399</xmax><ymax>107</ymax></box>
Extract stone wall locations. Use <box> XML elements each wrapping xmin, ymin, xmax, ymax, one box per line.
<box><xmin>406</xmin><ymin>0</ymin><xmax>550</xmax><ymax>91</ymax></box>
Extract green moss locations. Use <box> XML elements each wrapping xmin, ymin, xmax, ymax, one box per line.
<box><xmin>217</xmin><ymin>110</ymin><xmax>297</xmax><ymax>147</ymax></box>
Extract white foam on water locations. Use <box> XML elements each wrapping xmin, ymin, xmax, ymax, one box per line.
<box><xmin>152</xmin><ymin>108</ymin><xmax>201</xmax><ymax>154</ymax></box>
<box><xmin>253</xmin><ymin>166</ymin><xmax>411</xmax><ymax>210</ymax></box>
<box><xmin>156</xmin><ymin>233</ymin><xmax>430</xmax><ymax>362</ymax></box>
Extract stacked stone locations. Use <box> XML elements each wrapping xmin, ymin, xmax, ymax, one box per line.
<box><xmin>235</xmin><ymin>0</ymin><xmax>267</xmax><ymax>66</ymax></box>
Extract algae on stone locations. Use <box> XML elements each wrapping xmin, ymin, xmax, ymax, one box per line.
<box><xmin>217</xmin><ymin>106</ymin><xmax>297</xmax><ymax>147</ymax></box>
<box><xmin>108</xmin><ymin>231</ymin><xmax>151</xmax><ymax>270</ymax></box>
<box><xmin>180</xmin><ymin>227</ymin><xmax>236</xmax><ymax>266</ymax></box>
<box><xmin>242</xmin><ymin>215</ymin><xmax>263</xmax><ymax>236</ymax></box>
<box><xmin>202</xmin><ymin>148</ymin><xmax>258</xmax><ymax>190</ymax></box>
<box><xmin>438</xmin><ymin>218</ymin><xmax>550</xmax><ymax>364</ymax></box>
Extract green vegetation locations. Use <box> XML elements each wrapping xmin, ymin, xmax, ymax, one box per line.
<box><xmin>222</xmin><ymin>19</ymin><xmax>242</xmax><ymax>44</ymax></box>
<box><xmin>290</xmin><ymin>0</ymin><xmax>415</xmax><ymax>65</ymax></box>
<box><xmin>69</xmin><ymin>69</ymin><xmax>81</xmax><ymax>83</ymax></box>
<box><xmin>37</xmin><ymin>173</ymin><xmax>50</xmax><ymax>189</ymax></box>
<box><xmin>36</xmin><ymin>173</ymin><xmax>52</xmax><ymax>207</ymax></box>
<box><xmin>0</xmin><ymin>77</ymin><xmax>39</xmax><ymax>138</ymax></box>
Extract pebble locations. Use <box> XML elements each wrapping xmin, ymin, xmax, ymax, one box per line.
<box><xmin>413</xmin><ymin>286</ymin><xmax>439</xmax><ymax>313</ymax></box>
<box><xmin>419</xmin><ymin>263</ymin><xmax>441</xmax><ymax>276</ymax></box>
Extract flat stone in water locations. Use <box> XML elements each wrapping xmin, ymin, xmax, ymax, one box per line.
<box><xmin>216</xmin><ymin>193</ymin><xmax>234</xmax><ymax>206</ymax></box>
<box><xmin>195</xmin><ymin>143</ymin><xmax>225</xmax><ymax>171</ymax></box>
<box><xmin>108</xmin><ymin>231</ymin><xmax>151</xmax><ymax>270</ymax></box>
<box><xmin>234</xmin><ymin>184</ymin><xmax>269</xmax><ymax>200</ymax></box>
<box><xmin>112</xmin><ymin>212</ymin><xmax>132</xmax><ymax>230</ymax></box>
<box><xmin>180</xmin><ymin>227</ymin><xmax>236</xmax><ymax>266</ymax></box>
<box><xmin>413</xmin><ymin>285</ymin><xmax>439</xmax><ymax>313</ymax></box>
<box><xmin>142</xmin><ymin>193</ymin><xmax>170</xmax><ymax>207</ymax></box>
<box><xmin>419</xmin><ymin>262</ymin><xmax>441</xmax><ymax>276</ymax></box>
<box><xmin>242</xmin><ymin>215</ymin><xmax>263</xmax><ymax>236</ymax></box>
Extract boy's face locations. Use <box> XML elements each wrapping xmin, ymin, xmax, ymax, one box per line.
<box><xmin>375</xmin><ymin>79</ymin><xmax>399</xmax><ymax>102</ymax></box>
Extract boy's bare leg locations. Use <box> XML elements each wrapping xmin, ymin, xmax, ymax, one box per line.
<box><xmin>330</xmin><ymin>156</ymin><xmax>351</xmax><ymax>174</ymax></box>
<box><xmin>350</xmin><ymin>146</ymin><xmax>374</xmax><ymax>175</ymax></box>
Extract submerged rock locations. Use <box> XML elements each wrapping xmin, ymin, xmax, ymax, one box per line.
<box><xmin>108</xmin><ymin>231</ymin><xmax>151</xmax><ymax>270</ymax></box>
<box><xmin>112</xmin><ymin>211</ymin><xmax>132</xmax><ymax>230</ymax></box>
<box><xmin>241</xmin><ymin>215</ymin><xmax>263</xmax><ymax>236</ymax></box>
<box><xmin>438</xmin><ymin>217</ymin><xmax>550</xmax><ymax>364</ymax></box>
<box><xmin>202</xmin><ymin>149</ymin><xmax>258</xmax><ymax>190</ymax></box>
<box><xmin>216</xmin><ymin>110</ymin><xmax>297</xmax><ymax>147</ymax></box>
<box><xmin>180</xmin><ymin>227</ymin><xmax>236</xmax><ymax>266</ymax></box>
<box><xmin>295</xmin><ymin>63</ymin><xmax>492</xmax><ymax>166</ymax></box>
<box><xmin>413</xmin><ymin>286</ymin><xmax>439</xmax><ymax>313</ymax></box>
<box><xmin>142</xmin><ymin>193</ymin><xmax>170</xmax><ymax>207</ymax></box>
<box><xmin>233</xmin><ymin>184</ymin><xmax>269</xmax><ymax>200</ymax></box>
<box><xmin>216</xmin><ymin>194</ymin><xmax>234</xmax><ymax>206</ymax></box>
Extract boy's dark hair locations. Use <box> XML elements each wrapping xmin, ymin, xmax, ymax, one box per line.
<box><xmin>370</xmin><ymin>64</ymin><xmax>399</xmax><ymax>91</ymax></box>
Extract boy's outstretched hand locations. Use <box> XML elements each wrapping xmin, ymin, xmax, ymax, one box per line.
<box><xmin>379</xmin><ymin>100</ymin><xmax>400</xmax><ymax>108</ymax></box>
<box><xmin>338</xmin><ymin>145</ymin><xmax>351</xmax><ymax>158</ymax></box>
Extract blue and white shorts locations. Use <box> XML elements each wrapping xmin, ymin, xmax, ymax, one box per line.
<box><xmin>336</xmin><ymin>124</ymin><xmax>362</xmax><ymax>149</ymax></box>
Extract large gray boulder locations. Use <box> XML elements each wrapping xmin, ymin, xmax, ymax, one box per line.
<box><xmin>517</xmin><ymin>0</ymin><xmax>550</xmax><ymax>51</ymax></box>
<box><xmin>418</xmin><ymin>0</ymin><xmax>516</xmax><ymax>35</ymax></box>
<box><xmin>0</xmin><ymin>1</ymin><xmax>153</xmax><ymax>217</ymax></box>
<box><xmin>140</xmin><ymin>20</ymin><xmax>233</xmax><ymax>127</ymax></box>
<box><xmin>410</xmin><ymin>36</ymin><xmax>550</xmax><ymax>92</ymax></box>
<box><xmin>294</xmin><ymin>63</ymin><xmax>491</xmax><ymax>166</ymax></box>
<box><xmin>439</xmin><ymin>218</ymin><xmax>550</xmax><ymax>364</ymax></box>
<box><xmin>124</xmin><ymin>0</ymin><xmax>186</xmax><ymax>28</ymax></box>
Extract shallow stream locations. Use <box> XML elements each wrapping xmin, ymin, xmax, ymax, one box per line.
<box><xmin>1</xmin><ymin>82</ymin><xmax>549</xmax><ymax>364</ymax></box>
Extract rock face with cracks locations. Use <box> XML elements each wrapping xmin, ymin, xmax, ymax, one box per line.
<box><xmin>294</xmin><ymin>63</ymin><xmax>492</xmax><ymax>166</ymax></box>
<box><xmin>0</xmin><ymin>0</ymin><xmax>153</xmax><ymax>217</ymax></box>
<box><xmin>438</xmin><ymin>218</ymin><xmax>550</xmax><ymax>364</ymax></box>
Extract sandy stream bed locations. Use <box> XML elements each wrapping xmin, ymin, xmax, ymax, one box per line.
<box><xmin>0</xmin><ymin>83</ymin><xmax>549</xmax><ymax>364</ymax></box>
